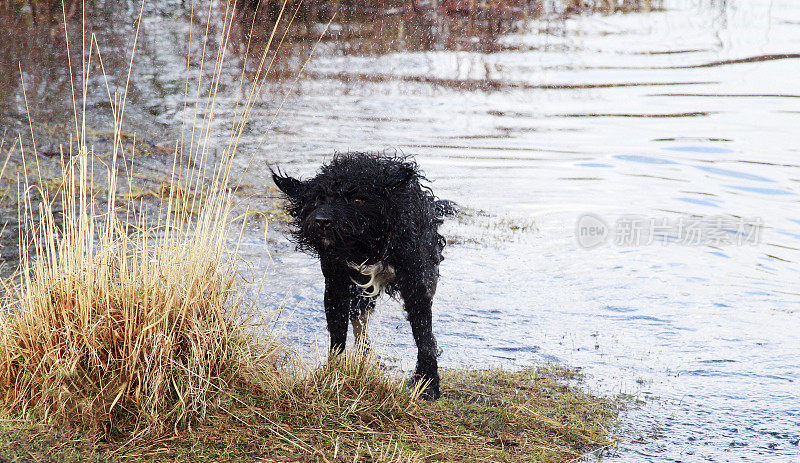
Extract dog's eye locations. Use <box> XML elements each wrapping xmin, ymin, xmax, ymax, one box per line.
<box><xmin>353</xmin><ymin>198</ymin><xmax>364</xmax><ymax>206</ymax></box>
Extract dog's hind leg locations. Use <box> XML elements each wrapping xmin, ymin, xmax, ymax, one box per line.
<box><xmin>400</xmin><ymin>281</ymin><xmax>441</xmax><ymax>400</ymax></box>
<box><xmin>350</xmin><ymin>296</ymin><xmax>376</xmax><ymax>353</ymax></box>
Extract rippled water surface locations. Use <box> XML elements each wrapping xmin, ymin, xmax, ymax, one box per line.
<box><xmin>4</xmin><ymin>0</ymin><xmax>800</xmax><ymax>460</ymax></box>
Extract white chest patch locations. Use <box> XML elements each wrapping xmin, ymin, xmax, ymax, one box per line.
<box><xmin>348</xmin><ymin>261</ymin><xmax>396</xmax><ymax>298</ymax></box>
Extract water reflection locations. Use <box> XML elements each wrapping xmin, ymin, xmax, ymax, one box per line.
<box><xmin>0</xmin><ymin>0</ymin><xmax>682</xmax><ymax>130</ymax></box>
<box><xmin>0</xmin><ymin>2</ymin><xmax>138</xmax><ymax>124</ymax></box>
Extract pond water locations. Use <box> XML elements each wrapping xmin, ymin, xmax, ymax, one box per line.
<box><xmin>3</xmin><ymin>0</ymin><xmax>800</xmax><ymax>461</ymax></box>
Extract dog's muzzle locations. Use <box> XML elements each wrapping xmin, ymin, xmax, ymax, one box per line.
<box><xmin>315</xmin><ymin>212</ymin><xmax>332</xmax><ymax>229</ymax></box>
<box><xmin>309</xmin><ymin>211</ymin><xmax>334</xmax><ymax>248</ymax></box>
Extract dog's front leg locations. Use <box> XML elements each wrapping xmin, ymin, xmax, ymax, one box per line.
<box><xmin>401</xmin><ymin>283</ymin><xmax>441</xmax><ymax>400</ymax></box>
<box><xmin>322</xmin><ymin>261</ymin><xmax>351</xmax><ymax>356</ymax></box>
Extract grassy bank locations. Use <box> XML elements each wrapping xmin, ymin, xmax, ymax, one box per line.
<box><xmin>0</xmin><ymin>357</ymin><xmax>621</xmax><ymax>462</ymax></box>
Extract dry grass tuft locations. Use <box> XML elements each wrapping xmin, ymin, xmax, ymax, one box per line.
<box><xmin>0</xmin><ymin>125</ymin><xmax>282</xmax><ymax>440</ymax></box>
<box><xmin>269</xmin><ymin>350</ymin><xmax>423</xmax><ymax>433</ymax></box>
<box><xmin>0</xmin><ymin>0</ymin><xmax>290</xmax><ymax>440</ymax></box>
<box><xmin>0</xmin><ymin>220</ymin><xmax>273</xmax><ymax>436</ymax></box>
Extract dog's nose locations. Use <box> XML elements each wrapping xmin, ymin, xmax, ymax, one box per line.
<box><xmin>315</xmin><ymin>213</ymin><xmax>332</xmax><ymax>228</ymax></box>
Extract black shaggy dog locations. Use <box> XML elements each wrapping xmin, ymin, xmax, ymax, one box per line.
<box><xmin>272</xmin><ymin>152</ymin><xmax>454</xmax><ymax>400</ymax></box>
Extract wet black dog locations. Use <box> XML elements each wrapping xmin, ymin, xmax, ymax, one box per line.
<box><xmin>272</xmin><ymin>152</ymin><xmax>454</xmax><ymax>400</ymax></box>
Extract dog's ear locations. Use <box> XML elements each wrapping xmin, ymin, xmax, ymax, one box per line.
<box><xmin>271</xmin><ymin>168</ymin><xmax>304</xmax><ymax>198</ymax></box>
<box><xmin>387</xmin><ymin>163</ymin><xmax>418</xmax><ymax>190</ymax></box>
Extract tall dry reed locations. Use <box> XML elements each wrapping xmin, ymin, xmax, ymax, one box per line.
<box><xmin>0</xmin><ymin>0</ymin><xmax>310</xmax><ymax>436</ymax></box>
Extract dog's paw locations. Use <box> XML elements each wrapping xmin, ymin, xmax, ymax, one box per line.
<box><xmin>420</xmin><ymin>383</ymin><xmax>441</xmax><ymax>401</ymax></box>
<box><xmin>407</xmin><ymin>374</ymin><xmax>441</xmax><ymax>401</ymax></box>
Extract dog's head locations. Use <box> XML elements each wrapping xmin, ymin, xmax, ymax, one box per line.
<box><xmin>272</xmin><ymin>152</ymin><xmax>423</xmax><ymax>262</ymax></box>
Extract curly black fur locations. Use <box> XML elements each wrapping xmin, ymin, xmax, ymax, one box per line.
<box><xmin>272</xmin><ymin>152</ymin><xmax>454</xmax><ymax>400</ymax></box>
